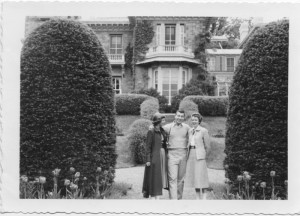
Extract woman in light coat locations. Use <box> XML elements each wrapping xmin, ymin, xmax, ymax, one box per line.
<box><xmin>185</xmin><ymin>113</ymin><xmax>210</xmax><ymax>200</ymax></box>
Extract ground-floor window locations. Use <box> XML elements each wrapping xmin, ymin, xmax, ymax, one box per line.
<box><xmin>112</xmin><ymin>77</ymin><xmax>122</xmax><ymax>94</ymax></box>
<box><xmin>162</xmin><ymin>67</ymin><xmax>179</xmax><ymax>104</ymax></box>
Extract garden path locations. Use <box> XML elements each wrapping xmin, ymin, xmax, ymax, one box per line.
<box><xmin>114</xmin><ymin>166</ymin><xmax>225</xmax><ymax>199</ymax></box>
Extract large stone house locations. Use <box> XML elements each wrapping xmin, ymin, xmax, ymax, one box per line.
<box><xmin>25</xmin><ymin>16</ymin><xmax>218</xmax><ymax>105</ymax></box>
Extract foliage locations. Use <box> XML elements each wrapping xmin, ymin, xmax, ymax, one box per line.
<box><xmin>124</xmin><ymin>42</ymin><xmax>134</xmax><ymax>73</ymax></box>
<box><xmin>20</xmin><ymin>18</ymin><xmax>117</xmax><ymax>192</ymax></box>
<box><xmin>178</xmin><ymin>100</ymin><xmax>199</xmax><ymax>120</ymax></box>
<box><xmin>224</xmin><ymin>20</ymin><xmax>288</xmax><ymax>198</ymax></box>
<box><xmin>183</xmin><ymin>96</ymin><xmax>228</xmax><ymax>116</ymax></box>
<box><xmin>171</xmin><ymin>76</ymin><xmax>215</xmax><ymax>113</ymax></box>
<box><xmin>20</xmin><ymin>167</ymin><xmax>117</xmax><ymax>199</ymax></box>
<box><xmin>115</xmin><ymin>94</ymin><xmax>152</xmax><ymax>115</ymax></box>
<box><xmin>127</xmin><ymin>119</ymin><xmax>152</xmax><ymax>164</ymax></box>
<box><xmin>127</xmin><ymin>17</ymin><xmax>155</xmax><ymax>89</ymax></box>
<box><xmin>212</xmin><ymin>17</ymin><xmax>253</xmax><ymax>39</ymax></box>
<box><xmin>140</xmin><ymin>98</ymin><xmax>159</xmax><ymax>120</ymax></box>
<box><xmin>132</xmin><ymin>88</ymin><xmax>168</xmax><ymax>113</ymax></box>
<box><xmin>194</xmin><ymin>31</ymin><xmax>212</xmax><ymax>65</ymax></box>
<box><xmin>218</xmin><ymin>170</ymin><xmax>287</xmax><ymax>200</ymax></box>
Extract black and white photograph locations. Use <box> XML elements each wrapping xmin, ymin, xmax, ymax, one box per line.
<box><xmin>1</xmin><ymin>1</ymin><xmax>300</xmax><ymax>215</ymax></box>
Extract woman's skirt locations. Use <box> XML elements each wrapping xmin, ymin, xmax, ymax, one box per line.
<box><xmin>160</xmin><ymin>148</ymin><xmax>168</xmax><ymax>189</ymax></box>
<box><xmin>185</xmin><ymin>149</ymin><xmax>209</xmax><ymax>189</ymax></box>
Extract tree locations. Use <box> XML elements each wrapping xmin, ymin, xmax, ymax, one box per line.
<box><xmin>224</xmin><ymin>20</ymin><xmax>288</xmax><ymax>199</ymax></box>
<box><xmin>20</xmin><ymin>19</ymin><xmax>117</xmax><ymax>191</ymax></box>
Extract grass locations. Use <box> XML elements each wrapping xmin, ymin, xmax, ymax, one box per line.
<box><xmin>115</xmin><ymin>115</ymin><xmax>227</xmax><ymax>170</ymax></box>
<box><xmin>206</xmin><ymin>137</ymin><xmax>225</xmax><ymax>170</ymax></box>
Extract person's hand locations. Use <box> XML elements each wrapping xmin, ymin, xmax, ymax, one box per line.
<box><xmin>146</xmin><ymin>162</ymin><xmax>151</xmax><ymax>166</ymax></box>
<box><xmin>149</xmin><ymin>125</ymin><xmax>154</xmax><ymax>130</ymax></box>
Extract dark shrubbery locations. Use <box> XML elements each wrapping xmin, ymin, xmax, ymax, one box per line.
<box><xmin>20</xmin><ymin>19</ymin><xmax>117</xmax><ymax>191</ymax></box>
<box><xmin>127</xmin><ymin>119</ymin><xmax>152</xmax><ymax>164</ymax></box>
<box><xmin>171</xmin><ymin>78</ymin><xmax>215</xmax><ymax>113</ymax></box>
<box><xmin>115</xmin><ymin>94</ymin><xmax>152</xmax><ymax>115</ymax></box>
<box><xmin>224</xmin><ymin>20</ymin><xmax>288</xmax><ymax>199</ymax></box>
<box><xmin>140</xmin><ymin>98</ymin><xmax>159</xmax><ymax>120</ymax></box>
<box><xmin>183</xmin><ymin>96</ymin><xmax>228</xmax><ymax>116</ymax></box>
<box><xmin>132</xmin><ymin>88</ymin><xmax>169</xmax><ymax>113</ymax></box>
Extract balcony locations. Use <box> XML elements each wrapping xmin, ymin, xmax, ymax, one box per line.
<box><xmin>136</xmin><ymin>45</ymin><xmax>200</xmax><ymax>65</ymax></box>
<box><xmin>145</xmin><ymin>45</ymin><xmax>195</xmax><ymax>58</ymax></box>
<box><xmin>107</xmin><ymin>54</ymin><xmax>125</xmax><ymax>65</ymax></box>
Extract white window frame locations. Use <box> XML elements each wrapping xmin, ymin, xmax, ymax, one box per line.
<box><xmin>154</xmin><ymin>69</ymin><xmax>158</xmax><ymax>90</ymax></box>
<box><xmin>182</xmin><ymin>67</ymin><xmax>188</xmax><ymax>85</ymax></box>
<box><xmin>112</xmin><ymin>77</ymin><xmax>122</xmax><ymax>94</ymax></box>
<box><xmin>227</xmin><ymin>57</ymin><xmax>235</xmax><ymax>72</ymax></box>
<box><xmin>165</xmin><ymin>25</ymin><xmax>176</xmax><ymax>45</ymax></box>
<box><xmin>110</xmin><ymin>35</ymin><xmax>122</xmax><ymax>54</ymax></box>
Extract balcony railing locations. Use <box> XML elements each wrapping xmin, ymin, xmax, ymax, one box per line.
<box><xmin>107</xmin><ymin>54</ymin><xmax>125</xmax><ymax>64</ymax></box>
<box><xmin>146</xmin><ymin>45</ymin><xmax>194</xmax><ymax>58</ymax></box>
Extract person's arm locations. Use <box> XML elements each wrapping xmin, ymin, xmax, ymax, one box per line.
<box><xmin>146</xmin><ymin>130</ymin><xmax>153</xmax><ymax>166</ymax></box>
<box><xmin>203</xmin><ymin>129</ymin><xmax>211</xmax><ymax>154</ymax></box>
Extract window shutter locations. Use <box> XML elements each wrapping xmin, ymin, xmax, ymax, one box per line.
<box><xmin>235</xmin><ymin>56</ymin><xmax>240</xmax><ymax>70</ymax></box>
<box><xmin>215</xmin><ymin>56</ymin><xmax>220</xmax><ymax>71</ymax></box>
<box><xmin>161</xmin><ymin>23</ymin><xmax>165</xmax><ymax>45</ymax></box>
<box><xmin>176</xmin><ymin>23</ymin><xmax>181</xmax><ymax>45</ymax></box>
<box><xmin>222</xmin><ymin>56</ymin><xmax>226</xmax><ymax>71</ymax></box>
<box><xmin>156</xmin><ymin>25</ymin><xmax>161</xmax><ymax>46</ymax></box>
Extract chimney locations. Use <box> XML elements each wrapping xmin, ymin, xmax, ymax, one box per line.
<box><xmin>239</xmin><ymin>21</ymin><xmax>249</xmax><ymax>42</ymax></box>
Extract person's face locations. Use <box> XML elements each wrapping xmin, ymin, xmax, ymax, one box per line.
<box><xmin>191</xmin><ymin>116</ymin><xmax>199</xmax><ymax>127</ymax></box>
<box><xmin>161</xmin><ymin>118</ymin><xmax>166</xmax><ymax>125</ymax></box>
<box><xmin>175</xmin><ymin>112</ymin><xmax>185</xmax><ymax>124</ymax></box>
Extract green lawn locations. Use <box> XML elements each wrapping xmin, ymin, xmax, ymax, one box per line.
<box><xmin>115</xmin><ymin>115</ymin><xmax>226</xmax><ymax>170</ymax></box>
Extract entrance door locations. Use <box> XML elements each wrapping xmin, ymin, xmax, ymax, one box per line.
<box><xmin>162</xmin><ymin>67</ymin><xmax>179</xmax><ymax>105</ymax></box>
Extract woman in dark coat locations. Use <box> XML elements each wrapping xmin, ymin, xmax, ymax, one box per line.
<box><xmin>142</xmin><ymin>113</ymin><xmax>168</xmax><ymax>199</ymax></box>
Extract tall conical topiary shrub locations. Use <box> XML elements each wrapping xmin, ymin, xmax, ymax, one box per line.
<box><xmin>20</xmin><ymin>19</ymin><xmax>117</xmax><ymax>191</ymax></box>
<box><xmin>224</xmin><ymin>20</ymin><xmax>288</xmax><ymax>199</ymax></box>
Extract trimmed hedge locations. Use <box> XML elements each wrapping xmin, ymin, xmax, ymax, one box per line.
<box><xmin>171</xmin><ymin>78</ymin><xmax>215</xmax><ymax>113</ymax></box>
<box><xmin>20</xmin><ymin>19</ymin><xmax>117</xmax><ymax>191</ymax></box>
<box><xmin>127</xmin><ymin>119</ymin><xmax>152</xmax><ymax>164</ymax></box>
<box><xmin>132</xmin><ymin>88</ymin><xmax>169</xmax><ymax>113</ymax></box>
<box><xmin>179</xmin><ymin>99</ymin><xmax>199</xmax><ymax>120</ymax></box>
<box><xmin>115</xmin><ymin>94</ymin><xmax>152</xmax><ymax>115</ymax></box>
<box><xmin>224</xmin><ymin>20</ymin><xmax>288</xmax><ymax>199</ymax></box>
<box><xmin>183</xmin><ymin>96</ymin><xmax>228</xmax><ymax>116</ymax></box>
<box><xmin>140</xmin><ymin>98</ymin><xmax>159</xmax><ymax>120</ymax></box>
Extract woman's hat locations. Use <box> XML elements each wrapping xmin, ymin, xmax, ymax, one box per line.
<box><xmin>152</xmin><ymin>113</ymin><xmax>162</xmax><ymax>124</ymax></box>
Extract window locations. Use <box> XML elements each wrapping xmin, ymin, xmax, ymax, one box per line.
<box><xmin>227</xmin><ymin>58</ymin><xmax>234</xmax><ymax>71</ymax></box>
<box><xmin>180</xmin><ymin>24</ymin><xmax>185</xmax><ymax>45</ymax></box>
<box><xmin>182</xmin><ymin>67</ymin><xmax>188</xmax><ymax>85</ymax></box>
<box><xmin>156</xmin><ymin>25</ymin><xmax>161</xmax><ymax>46</ymax></box>
<box><xmin>110</xmin><ymin>35</ymin><xmax>122</xmax><ymax>54</ymax></box>
<box><xmin>154</xmin><ymin>70</ymin><xmax>158</xmax><ymax>90</ymax></box>
<box><xmin>112</xmin><ymin>77</ymin><xmax>122</xmax><ymax>94</ymax></box>
<box><xmin>162</xmin><ymin>67</ymin><xmax>179</xmax><ymax>105</ymax></box>
<box><xmin>165</xmin><ymin>25</ymin><xmax>176</xmax><ymax>45</ymax></box>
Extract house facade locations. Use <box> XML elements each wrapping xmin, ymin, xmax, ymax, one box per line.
<box><xmin>25</xmin><ymin>16</ymin><xmax>236</xmax><ymax>103</ymax></box>
<box><xmin>205</xmin><ymin>48</ymin><xmax>242</xmax><ymax>96</ymax></box>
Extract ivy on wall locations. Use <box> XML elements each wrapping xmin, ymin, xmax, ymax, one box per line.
<box><xmin>125</xmin><ymin>17</ymin><xmax>155</xmax><ymax>89</ymax></box>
